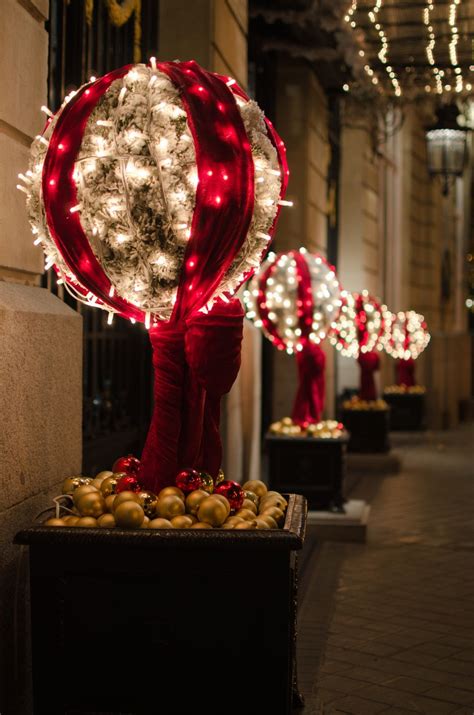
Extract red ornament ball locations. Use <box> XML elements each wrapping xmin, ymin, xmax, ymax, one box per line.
<box><xmin>116</xmin><ymin>475</ymin><xmax>141</xmax><ymax>493</ymax></box>
<box><xmin>176</xmin><ymin>468</ymin><xmax>204</xmax><ymax>494</ymax></box>
<box><xmin>112</xmin><ymin>454</ymin><xmax>141</xmax><ymax>476</ymax></box>
<box><xmin>214</xmin><ymin>480</ymin><xmax>244</xmax><ymax>512</ymax></box>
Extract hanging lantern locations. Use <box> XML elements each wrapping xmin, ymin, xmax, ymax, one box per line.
<box><xmin>243</xmin><ymin>248</ymin><xmax>343</xmax><ymax>425</ymax></box>
<box><xmin>329</xmin><ymin>291</ymin><xmax>389</xmax><ymax>401</ymax></box>
<box><xmin>385</xmin><ymin>310</ymin><xmax>430</xmax><ymax>387</ymax></box>
<box><xmin>19</xmin><ymin>61</ymin><xmax>288</xmax><ymax>492</ymax></box>
<box><xmin>426</xmin><ymin>104</ymin><xmax>469</xmax><ymax>196</ymax></box>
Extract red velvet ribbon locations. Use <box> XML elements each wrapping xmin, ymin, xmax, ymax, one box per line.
<box><xmin>139</xmin><ymin>300</ymin><xmax>244</xmax><ymax>492</ymax></box>
<box><xmin>396</xmin><ymin>358</ymin><xmax>416</xmax><ymax>387</ymax></box>
<box><xmin>292</xmin><ymin>343</ymin><xmax>326</xmax><ymax>426</ymax></box>
<box><xmin>357</xmin><ymin>351</ymin><xmax>380</xmax><ymax>401</ymax></box>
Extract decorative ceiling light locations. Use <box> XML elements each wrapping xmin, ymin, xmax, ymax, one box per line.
<box><xmin>426</xmin><ymin>103</ymin><xmax>469</xmax><ymax>195</ymax></box>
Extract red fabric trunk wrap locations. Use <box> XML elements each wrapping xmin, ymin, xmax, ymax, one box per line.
<box><xmin>357</xmin><ymin>351</ymin><xmax>380</xmax><ymax>401</ymax></box>
<box><xmin>290</xmin><ymin>251</ymin><xmax>326</xmax><ymax>425</ymax></box>
<box><xmin>396</xmin><ymin>358</ymin><xmax>416</xmax><ymax>387</ymax></box>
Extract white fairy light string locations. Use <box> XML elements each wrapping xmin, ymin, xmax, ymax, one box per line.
<box><xmin>18</xmin><ymin>63</ymin><xmax>285</xmax><ymax>325</ymax></box>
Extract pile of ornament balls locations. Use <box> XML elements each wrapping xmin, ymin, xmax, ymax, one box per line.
<box><xmin>43</xmin><ymin>456</ymin><xmax>287</xmax><ymax>531</ymax></box>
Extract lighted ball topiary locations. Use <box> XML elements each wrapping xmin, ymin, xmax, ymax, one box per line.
<box><xmin>384</xmin><ymin>310</ymin><xmax>430</xmax><ymax>387</ymax></box>
<box><xmin>329</xmin><ymin>290</ymin><xmax>389</xmax><ymax>401</ymax></box>
<box><xmin>243</xmin><ymin>248</ymin><xmax>343</xmax><ymax>425</ymax></box>
<box><xmin>19</xmin><ymin>60</ymin><xmax>289</xmax><ymax>491</ymax></box>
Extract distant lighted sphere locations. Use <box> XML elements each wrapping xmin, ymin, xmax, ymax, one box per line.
<box><xmin>329</xmin><ymin>291</ymin><xmax>388</xmax><ymax>357</ymax></box>
<box><xmin>384</xmin><ymin>310</ymin><xmax>430</xmax><ymax>360</ymax></box>
<box><xmin>243</xmin><ymin>249</ymin><xmax>343</xmax><ymax>355</ymax></box>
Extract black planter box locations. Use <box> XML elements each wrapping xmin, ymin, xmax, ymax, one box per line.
<box><xmin>265</xmin><ymin>434</ymin><xmax>348</xmax><ymax>511</ymax></box>
<box><xmin>15</xmin><ymin>494</ymin><xmax>306</xmax><ymax>715</ymax></box>
<box><xmin>384</xmin><ymin>392</ymin><xmax>426</xmax><ymax>431</ymax></box>
<box><xmin>341</xmin><ymin>408</ymin><xmax>390</xmax><ymax>453</ymax></box>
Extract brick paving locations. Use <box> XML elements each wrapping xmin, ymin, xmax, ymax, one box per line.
<box><xmin>296</xmin><ymin>423</ymin><xmax>474</xmax><ymax>715</ymax></box>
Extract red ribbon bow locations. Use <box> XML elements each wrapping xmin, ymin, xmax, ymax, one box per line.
<box><xmin>139</xmin><ymin>300</ymin><xmax>243</xmax><ymax>493</ymax></box>
<box><xmin>357</xmin><ymin>351</ymin><xmax>380</xmax><ymax>401</ymax></box>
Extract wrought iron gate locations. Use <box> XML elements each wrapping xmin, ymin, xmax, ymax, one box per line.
<box><xmin>46</xmin><ymin>0</ymin><xmax>160</xmax><ymax>473</ymax></box>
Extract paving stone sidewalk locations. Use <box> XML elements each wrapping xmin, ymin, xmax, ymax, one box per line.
<box><xmin>296</xmin><ymin>423</ymin><xmax>474</xmax><ymax>715</ymax></box>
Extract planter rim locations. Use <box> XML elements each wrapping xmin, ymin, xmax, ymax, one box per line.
<box><xmin>266</xmin><ymin>432</ymin><xmax>349</xmax><ymax>444</ymax></box>
<box><xmin>14</xmin><ymin>493</ymin><xmax>307</xmax><ymax>551</ymax></box>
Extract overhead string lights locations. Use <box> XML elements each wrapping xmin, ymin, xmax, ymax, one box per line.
<box><xmin>369</xmin><ymin>0</ymin><xmax>402</xmax><ymax>96</ymax></box>
<box><xmin>448</xmin><ymin>0</ymin><xmax>464</xmax><ymax>93</ymax></box>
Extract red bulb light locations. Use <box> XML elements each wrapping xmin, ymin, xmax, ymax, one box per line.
<box><xmin>49</xmin><ymin>179</ymin><xmax>56</xmax><ymax>186</ymax></box>
<box><xmin>215</xmin><ymin>196</ymin><xmax>221</xmax><ymax>205</ymax></box>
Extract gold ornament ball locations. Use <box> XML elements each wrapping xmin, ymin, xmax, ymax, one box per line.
<box><xmin>259</xmin><ymin>495</ymin><xmax>287</xmax><ymax>513</ymax></box>
<box><xmin>197</xmin><ymin>496</ymin><xmax>228</xmax><ymax>527</ymax></box>
<box><xmin>113</xmin><ymin>491</ymin><xmax>140</xmax><ymax>510</ymax></box>
<box><xmin>191</xmin><ymin>521</ymin><xmax>212</xmax><ymax>529</ymax></box>
<box><xmin>242</xmin><ymin>480</ymin><xmax>268</xmax><ymax>499</ymax></box>
<box><xmin>243</xmin><ymin>490</ymin><xmax>259</xmax><ymax>507</ymax></box>
<box><xmin>199</xmin><ymin>471</ymin><xmax>214</xmax><ymax>494</ymax></box>
<box><xmin>157</xmin><ymin>495</ymin><xmax>185</xmax><ymax>520</ymax></box>
<box><xmin>261</xmin><ymin>506</ymin><xmax>285</xmax><ymax>526</ymax></box>
<box><xmin>140</xmin><ymin>516</ymin><xmax>150</xmax><ymax>529</ymax></box>
<box><xmin>76</xmin><ymin>492</ymin><xmax>105</xmax><ymax>518</ymax></box>
<box><xmin>259</xmin><ymin>514</ymin><xmax>278</xmax><ymax>529</ymax></box>
<box><xmin>171</xmin><ymin>515</ymin><xmax>194</xmax><ymax>529</ymax></box>
<box><xmin>62</xmin><ymin>476</ymin><xmax>90</xmax><ymax>495</ymax></box>
<box><xmin>158</xmin><ymin>486</ymin><xmax>185</xmax><ymax>502</ymax></box>
<box><xmin>185</xmin><ymin>489</ymin><xmax>210</xmax><ymax>515</ymax></box>
<box><xmin>221</xmin><ymin>521</ymin><xmax>236</xmax><ymax>529</ymax></box>
<box><xmin>73</xmin><ymin>484</ymin><xmax>98</xmax><ymax>506</ymax></box>
<box><xmin>100</xmin><ymin>476</ymin><xmax>121</xmax><ymax>498</ymax></box>
<box><xmin>114</xmin><ymin>501</ymin><xmax>145</xmax><ymax>529</ymax></box>
<box><xmin>96</xmin><ymin>470</ymin><xmax>114</xmax><ymax>481</ymax></box>
<box><xmin>234</xmin><ymin>521</ymin><xmax>254</xmax><ymax>530</ymax></box>
<box><xmin>136</xmin><ymin>491</ymin><xmax>159</xmax><ymax>518</ymax></box>
<box><xmin>63</xmin><ymin>515</ymin><xmax>80</xmax><ymax>526</ymax></box>
<box><xmin>242</xmin><ymin>499</ymin><xmax>257</xmax><ymax>515</ymax></box>
<box><xmin>75</xmin><ymin>517</ymin><xmax>98</xmax><ymax>528</ymax></box>
<box><xmin>44</xmin><ymin>517</ymin><xmax>66</xmax><ymax>527</ymax></box>
<box><xmin>224</xmin><ymin>516</ymin><xmax>245</xmax><ymax>527</ymax></box>
<box><xmin>235</xmin><ymin>508</ymin><xmax>258</xmax><ymax>522</ymax></box>
<box><xmin>105</xmin><ymin>495</ymin><xmax>116</xmax><ymax>512</ymax></box>
<box><xmin>255</xmin><ymin>518</ymin><xmax>271</xmax><ymax>530</ymax></box>
<box><xmin>211</xmin><ymin>493</ymin><xmax>231</xmax><ymax>515</ymax></box>
<box><xmin>91</xmin><ymin>471</ymin><xmax>113</xmax><ymax>490</ymax></box>
<box><xmin>149</xmin><ymin>518</ymin><xmax>173</xmax><ymax>529</ymax></box>
<box><xmin>97</xmin><ymin>513</ymin><xmax>116</xmax><ymax>528</ymax></box>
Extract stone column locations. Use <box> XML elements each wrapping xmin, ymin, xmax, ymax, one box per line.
<box><xmin>0</xmin><ymin>2</ymin><xmax>82</xmax><ymax>712</ymax></box>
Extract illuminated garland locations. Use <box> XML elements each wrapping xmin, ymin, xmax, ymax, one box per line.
<box><xmin>329</xmin><ymin>290</ymin><xmax>389</xmax><ymax>357</ymax></box>
<box><xmin>18</xmin><ymin>62</ymin><xmax>285</xmax><ymax>325</ymax></box>
<box><xmin>385</xmin><ymin>310</ymin><xmax>430</xmax><ymax>360</ymax></box>
<box><xmin>243</xmin><ymin>248</ymin><xmax>343</xmax><ymax>355</ymax></box>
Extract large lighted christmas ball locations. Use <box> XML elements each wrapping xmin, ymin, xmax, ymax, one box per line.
<box><xmin>329</xmin><ymin>290</ymin><xmax>389</xmax><ymax>357</ymax></box>
<box><xmin>20</xmin><ymin>61</ymin><xmax>288</xmax><ymax>325</ymax></box>
<box><xmin>243</xmin><ymin>248</ymin><xmax>343</xmax><ymax>355</ymax></box>
<box><xmin>385</xmin><ymin>310</ymin><xmax>430</xmax><ymax>360</ymax></box>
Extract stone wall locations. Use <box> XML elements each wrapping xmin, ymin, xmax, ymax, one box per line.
<box><xmin>337</xmin><ymin>103</ymin><xmax>471</xmax><ymax>424</ymax></box>
<box><xmin>0</xmin><ymin>2</ymin><xmax>83</xmax><ymax>712</ymax></box>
